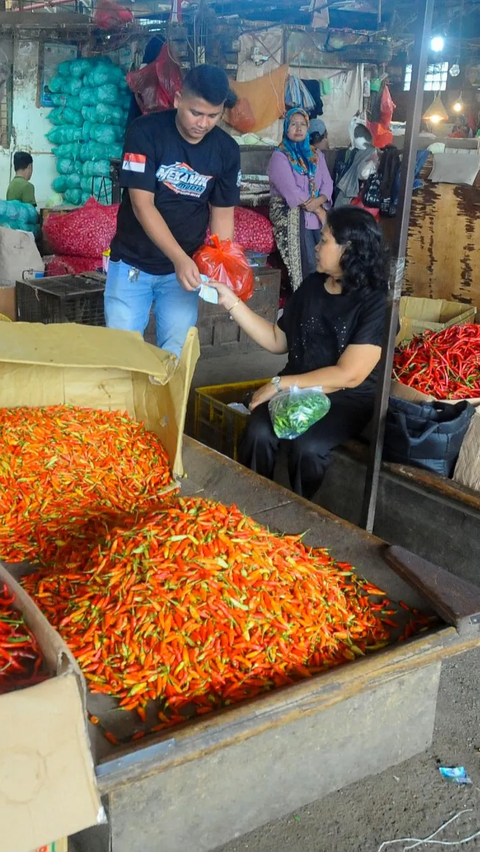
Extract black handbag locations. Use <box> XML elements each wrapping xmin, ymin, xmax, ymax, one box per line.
<box><xmin>383</xmin><ymin>397</ymin><xmax>475</xmax><ymax>478</ymax></box>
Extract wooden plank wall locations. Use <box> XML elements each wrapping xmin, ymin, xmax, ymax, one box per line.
<box><xmin>402</xmin><ymin>183</ymin><xmax>480</xmax><ymax>308</ymax></box>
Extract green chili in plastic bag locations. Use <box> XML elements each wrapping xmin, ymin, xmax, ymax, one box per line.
<box><xmin>268</xmin><ymin>386</ymin><xmax>331</xmax><ymax>439</ymax></box>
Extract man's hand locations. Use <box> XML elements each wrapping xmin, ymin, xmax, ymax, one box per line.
<box><xmin>174</xmin><ymin>254</ymin><xmax>201</xmax><ymax>292</ymax></box>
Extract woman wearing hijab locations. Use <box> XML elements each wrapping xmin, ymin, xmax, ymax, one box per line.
<box><xmin>268</xmin><ymin>108</ymin><xmax>333</xmax><ymax>291</ymax></box>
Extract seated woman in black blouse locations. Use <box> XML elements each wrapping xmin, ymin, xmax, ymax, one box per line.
<box><xmin>209</xmin><ymin>207</ymin><xmax>390</xmax><ymax>500</ymax></box>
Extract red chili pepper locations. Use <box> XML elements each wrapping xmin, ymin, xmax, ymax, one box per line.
<box><xmin>0</xmin><ymin>586</ymin><xmax>46</xmax><ymax>694</ymax></box>
<box><xmin>394</xmin><ymin>324</ymin><xmax>480</xmax><ymax>399</ymax></box>
<box><xmin>21</xmin><ymin>495</ymin><xmax>433</xmax><ymax>742</ymax></box>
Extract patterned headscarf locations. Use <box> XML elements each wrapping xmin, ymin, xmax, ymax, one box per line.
<box><xmin>278</xmin><ymin>108</ymin><xmax>318</xmax><ymax>180</ymax></box>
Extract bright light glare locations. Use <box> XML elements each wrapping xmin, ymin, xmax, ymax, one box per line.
<box><xmin>430</xmin><ymin>35</ymin><xmax>445</xmax><ymax>52</ymax></box>
<box><xmin>429</xmin><ymin>115</ymin><xmax>442</xmax><ymax>123</ymax></box>
<box><xmin>453</xmin><ymin>101</ymin><xmax>463</xmax><ymax>113</ymax></box>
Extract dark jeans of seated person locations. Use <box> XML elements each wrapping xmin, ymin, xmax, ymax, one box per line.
<box><xmin>238</xmin><ymin>390</ymin><xmax>374</xmax><ymax>500</ymax></box>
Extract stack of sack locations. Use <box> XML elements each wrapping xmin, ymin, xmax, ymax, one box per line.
<box><xmin>43</xmin><ymin>198</ymin><xmax>118</xmax><ymax>275</ymax></box>
<box><xmin>47</xmin><ymin>56</ymin><xmax>129</xmax><ymax>206</ymax></box>
<box><xmin>0</xmin><ymin>200</ymin><xmax>38</xmax><ymax>233</ymax></box>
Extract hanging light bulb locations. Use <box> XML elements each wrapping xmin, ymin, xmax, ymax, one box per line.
<box><xmin>450</xmin><ymin>63</ymin><xmax>461</xmax><ymax>77</ymax></box>
<box><xmin>423</xmin><ymin>92</ymin><xmax>449</xmax><ymax>123</ymax></box>
<box><xmin>430</xmin><ymin>35</ymin><xmax>445</xmax><ymax>52</ymax></box>
<box><xmin>453</xmin><ymin>94</ymin><xmax>464</xmax><ymax>113</ymax></box>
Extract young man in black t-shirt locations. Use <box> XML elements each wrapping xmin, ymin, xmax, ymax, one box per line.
<box><xmin>106</xmin><ymin>65</ymin><xmax>241</xmax><ymax>357</ymax></box>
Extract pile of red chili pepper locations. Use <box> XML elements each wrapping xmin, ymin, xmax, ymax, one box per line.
<box><xmin>393</xmin><ymin>324</ymin><xmax>480</xmax><ymax>399</ymax></box>
<box><xmin>0</xmin><ymin>582</ymin><xmax>46</xmax><ymax>695</ymax></box>
<box><xmin>0</xmin><ymin>406</ymin><xmax>172</xmax><ymax>563</ymax></box>
<box><xmin>23</xmin><ymin>496</ymin><xmax>406</xmax><ymax>725</ymax></box>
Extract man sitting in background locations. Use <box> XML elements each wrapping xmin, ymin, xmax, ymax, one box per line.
<box><xmin>7</xmin><ymin>152</ymin><xmax>36</xmax><ymax>206</ymax></box>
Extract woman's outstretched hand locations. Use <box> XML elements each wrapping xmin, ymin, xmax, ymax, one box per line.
<box><xmin>250</xmin><ymin>382</ymin><xmax>278</xmax><ymax>411</ymax></box>
<box><xmin>205</xmin><ymin>281</ymin><xmax>239</xmax><ymax>311</ymax></box>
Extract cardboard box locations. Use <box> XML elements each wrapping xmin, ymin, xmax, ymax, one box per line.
<box><xmin>0</xmin><ymin>324</ymin><xmax>200</xmax><ymax>850</ymax></box>
<box><xmin>391</xmin><ymin>378</ymin><xmax>480</xmax><ymax>409</ymax></box>
<box><xmin>0</xmin><ymin>286</ymin><xmax>16</xmax><ymax>321</ymax></box>
<box><xmin>396</xmin><ymin>296</ymin><xmax>476</xmax><ymax>345</ymax></box>
<box><xmin>0</xmin><ymin>564</ymin><xmax>101</xmax><ymax>852</ymax></box>
<box><xmin>0</xmin><ymin>323</ymin><xmax>200</xmax><ymax>478</ymax></box>
<box><xmin>33</xmin><ymin>842</ymin><xmax>67</xmax><ymax>852</ymax></box>
<box><xmin>33</xmin><ymin>838</ymin><xmax>68</xmax><ymax>852</ymax></box>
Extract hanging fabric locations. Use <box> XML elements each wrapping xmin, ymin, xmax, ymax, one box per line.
<box><xmin>285</xmin><ymin>76</ymin><xmax>316</xmax><ymax>113</ymax></box>
<box><xmin>301</xmin><ymin>79</ymin><xmax>324</xmax><ymax>117</ymax></box>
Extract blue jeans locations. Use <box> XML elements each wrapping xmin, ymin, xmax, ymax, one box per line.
<box><xmin>104</xmin><ymin>259</ymin><xmax>199</xmax><ymax>358</ymax></box>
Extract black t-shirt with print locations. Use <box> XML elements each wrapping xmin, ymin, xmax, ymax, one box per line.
<box><xmin>110</xmin><ymin>109</ymin><xmax>241</xmax><ymax>275</ymax></box>
<box><xmin>278</xmin><ymin>272</ymin><xmax>386</xmax><ymax>396</ymax></box>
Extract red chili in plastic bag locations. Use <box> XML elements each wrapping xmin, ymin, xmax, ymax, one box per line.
<box><xmin>193</xmin><ymin>235</ymin><xmax>254</xmax><ymax>301</ymax></box>
<box><xmin>126</xmin><ymin>44</ymin><xmax>183</xmax><ymax>115</ymax></box>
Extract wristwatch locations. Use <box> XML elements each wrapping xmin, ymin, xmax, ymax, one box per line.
<box><xmin>271</xmin><ymin>376</ymin><xmax>282</xmax><ymax>393</ymax></box>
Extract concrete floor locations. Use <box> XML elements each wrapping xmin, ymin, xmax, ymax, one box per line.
<box><xmin>188</xmin><ymin>348</ymin><xmax>480</xmax><ymax>852</ymax></box>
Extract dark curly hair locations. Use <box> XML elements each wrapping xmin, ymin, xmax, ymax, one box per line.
<box><xmin>326</xmin><ymin>207</ymin><xmax>390</xmax><ymax>294</ymax></box>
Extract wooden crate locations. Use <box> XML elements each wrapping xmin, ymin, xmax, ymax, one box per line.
<box><xmin>197</xmin><ymin>266</ymin><xmax>281</xmax><ymax>358</ymax></box>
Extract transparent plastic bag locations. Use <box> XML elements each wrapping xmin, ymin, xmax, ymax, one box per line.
<box><xmin>268</xmin><ymin>386</ymin><xmax>331</xmax><ymax>439</ymax></box>
<box><xmin>193</xmin><ymin>235</ymin><xmax>254</xmax><ymax>301</ymax></box>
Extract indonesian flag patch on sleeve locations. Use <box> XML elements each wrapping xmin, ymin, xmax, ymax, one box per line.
<box><xmin>122</xmin><ymin>152</ymin><xmax>147</xmax><ymax>173</ymax></box>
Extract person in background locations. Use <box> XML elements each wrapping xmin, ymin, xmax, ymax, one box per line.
<box><xmin>309</xmin><ymin>118</ymin><xmax>329</xmax><ymax>152</ymax></box>
<box><xmin>208</xmin><ymin>208</ymin><xmax>389</xmax><ymax>501</ymax></box>
<box><xmin>7</xmin><ymin>152</ymin><xmax>36</xmax><ymax>206</ymax></box>
<box><xmin>268</xmin><ymin>108</ymin><xmax>333</xmax><ymax>293</ymax></box>
<box><xmin>105</xmin><ymin>65</ymin><xmax>240</xmax><ymax>358</ymax></box>
<box><xmin>126</xmin><ymin>35</ymin><xmax>165</xmax><ymax>129</ymax></box>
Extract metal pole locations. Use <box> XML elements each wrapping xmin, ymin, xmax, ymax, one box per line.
<box><xmin>359</xmin><ymin>0</ymin><xmax>435</xmax><ymax>532</ymax></box>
